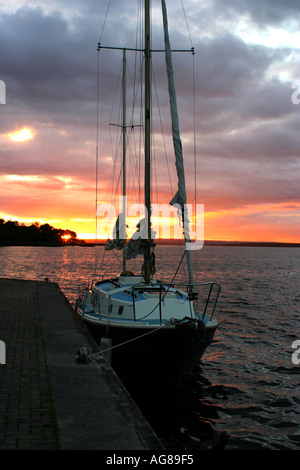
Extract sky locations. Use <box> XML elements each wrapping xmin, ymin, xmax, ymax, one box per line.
<box><xmin>0</xmin><ymin>0</ymin><xmax>299</xmax><ymax>242</ymax></box>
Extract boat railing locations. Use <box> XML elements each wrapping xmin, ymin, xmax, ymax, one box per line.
<box><xmin>131</xmin><ymin>281</ymin><xmax>221</xmax><ymax>324</ymax></box>
<box><xmin>166</xmin><ymin>281</ymin><xmax>221</xmax><ymax>323</ymax></box>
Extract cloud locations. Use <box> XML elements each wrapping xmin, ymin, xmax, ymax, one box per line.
<box><xmin>222</xmin><ymin>0</ymin><xmax>300</xmax><ymax>27</ymax></box>
<box><xmin>0</xmin><ymin>6</ymin><xmax>97</xmax><ymax>109</ymax></box>
<box><xmin>0</xmin><ymin>0</ymin><xmax>299</xmax><ymax>241</ymax></box>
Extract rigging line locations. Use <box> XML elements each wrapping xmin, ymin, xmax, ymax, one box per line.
<box><xmin>137</xmin><ymin>250</ymin><xmax>187</xmax><ymax>321</ymax></box>
<box><xmin>125</xmin><ymin>62</ymin><xmax>144</xmax><ymax>207</ymax></box>
<box><xmin>95</xmin><ymin>49</ymin><xmax>101</xmax><ymax>280</ymax></box>
<box><xmin>128</xmin><ymin>129</ymin><xmax>142</xmax><ymax>206</ymax></box>
<box><xmin>151</xmin><ymin>72</ymin><xmax>165</xmax><ymax>260</ymax></box>
<box><xmin>106</xmin><ymin>128</ymin><xmax>119</xmax><ymax>215</ymax></box>
<box><xmin>152</xmin><ymin>64</ymin><xmax>173</xmax><ymax>195</ymax></box>
<box><xmin>134</xmin><ymin>0</ymin><xmax>143</xmax><ymax>99</ymax></box>
<box><xmin>180</xmin><ymin>0</ymin><xmax>197</xmax><ymax>212</ymax></box>
<box><xmin>180</xmin><ymin>0</ymin><xmax>197</xmax><ymax>210</ymax></box>
<box><xmin>192</xmin><ymin>52</ymin><xmax>198</xmax><ymax>275</ymax></box>
<box><xmin>131</xmin><ymin>57</ymin><xmax>144</xmax><ymax>203</ymax></box>
<box><xmin>180</xmin><ymin>0</ymin><xmax>194</xmax><ymax>49</ymax></box>
<box><xmin>110</xmin><ymin>246</ymin><xmax>123</xmax><ymax>266</ymax></box>
<box><xmin>97</xmin><ymin>57</ymin><xmax>122</xmax><ymax>275</ymax></box>
<box><xmin>98</xmin><ymin>0</ymin><xmax>112</xmax><ymax>44</ymax></box>
<box><xmin>193</xmin><ymin>58</ymin><xmax>197</xmax><ymax>185</ymax></box>
<box><xmin>151</xmin><ymin>88</ymin><xmax>159</xmax><ymax>239</ymax></box>
<box><xmin>154</xmin><ymin>59</ymin><xmax>184</xmax><ymax>265</ymax></box>
<box><xmin>106</xmin><ymin>61</ymin><xmax>123</xmax><ymax>202</ymax></box>
<box><xmin>126</xmin><ymin>56</ymin><xmax>144</xmax><ymax>206</ymax></box>
<box><xmin>170</xmin><ymin>248</ymin><xmax>186</xmax><ymax>284</ymax></box>
<box><xmin>109</xmin><ymin>61</ymin><xmax>123</xmax><ymax>124</ymax></box>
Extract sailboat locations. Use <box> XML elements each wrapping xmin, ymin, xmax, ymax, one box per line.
<box><xmin>76</xmin><ymin>0</ymin><xmax>221</xmax><ymax>385</ymax></box>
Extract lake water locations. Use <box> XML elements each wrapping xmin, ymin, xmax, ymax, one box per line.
<box><xmin>0</xmin><ymin>244</ymin><xmax>299</xmax><ymax>450</ymax></box>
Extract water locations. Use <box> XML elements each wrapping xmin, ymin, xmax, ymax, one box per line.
<box><xmin>0</xmin><ymin>244</ymin><xmax>299</xmax><ymax>450</ymax></box>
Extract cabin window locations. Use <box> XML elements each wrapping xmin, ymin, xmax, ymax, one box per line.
<box><xmin>118</xmin><ymin>306</ymin><xmax>123</xmax><ymax>315</ymax></box>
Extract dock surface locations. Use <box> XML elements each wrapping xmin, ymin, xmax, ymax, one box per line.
<box><xmin>0</xmin><ymin>278</ymin><xmax>162</xmax><ymax>450</ymax></box>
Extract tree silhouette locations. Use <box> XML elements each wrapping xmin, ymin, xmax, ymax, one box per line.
<box><xmin>0</xmin><ymin>219</ymin><xmax>83</xmax><ymax>245</ymax></box>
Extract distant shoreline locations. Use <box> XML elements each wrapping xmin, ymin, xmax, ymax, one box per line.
<box><xmin>83</xmin><ymin>239</ymin><xmax>300</xmax><ymax>248</ymax></box>
<box><xmin>1</xmin><ymin>240</ymin><xmax>299</xmax><ymax>248</ymax></box>
<box><xmin>0</xmin><ymin>241</ymin><xmax>87</xmax><ymax>247</ymax></box>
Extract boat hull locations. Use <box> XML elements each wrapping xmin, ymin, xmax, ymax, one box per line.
<box><xmin>76</xmin><ymin>308</ymin><xmax>218</xmax><ymax>386</ymax></box>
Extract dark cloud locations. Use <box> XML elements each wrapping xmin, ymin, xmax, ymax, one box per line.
<box><xmin>0</xmin><ymin>0</ymin><xmax>299</xmax><ymax>240</ymax></box>
<box><xmin>222</xmin><ymin>0</ymin><xmax>300</xmax><ymax>27</ymax></box>
<box><xmin>195</xmin><ymin>34</ymin><xmax>274</xmax><ymax>97</ymax></box>
<box><xmin>0</xmin><ymin>6</ymin><xmax>97</xmax><ymax>105</ymax></box>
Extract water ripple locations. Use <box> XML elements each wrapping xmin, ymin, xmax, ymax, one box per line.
<box><xmin>1</xmin><ymin>245</ymin><xmax>299</xmax><ymax>450</ymax></box>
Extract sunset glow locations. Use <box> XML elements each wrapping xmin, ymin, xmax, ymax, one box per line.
<box><xmin>8</xmin><ymin>128</ymin><xmax>35</xmax><ymax>142</ymax></box>
<box><xmin>0</xmin><ymin>0</ymin><xmax>299</xmax><ymax>245</ymax></box>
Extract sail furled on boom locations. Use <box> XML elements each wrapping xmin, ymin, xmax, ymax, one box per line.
<box><xmin>161</xmin><ymin>0</ymin><xmax>193</xmax><ymax>285</ymax></box>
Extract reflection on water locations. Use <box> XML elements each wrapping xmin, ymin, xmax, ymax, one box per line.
<box><xmin>0</xmin><ymin>245</ymin><xmax>299</xmax><ymax>450</ymax></box>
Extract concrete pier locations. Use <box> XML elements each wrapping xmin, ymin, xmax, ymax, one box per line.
<box><xmin>0</xmin><ymin>278</ymin><xmax>163</xmax><ymax>450</ymax></box>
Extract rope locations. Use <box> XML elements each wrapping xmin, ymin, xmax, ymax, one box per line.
<box><xmin>77</xmin><ymin>309</ymin><xmax>195</xmax><ymax>364</ymax></box>
<box><xmin>89</xmin><ymin>321</ymin><xmax>169</xmax><ymax>359</ymax></box>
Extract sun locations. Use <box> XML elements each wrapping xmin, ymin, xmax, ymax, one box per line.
<box><xmin>8</xmin><ymin>128</ymin><xmax>35</xmax><ymax>142</ymax></box>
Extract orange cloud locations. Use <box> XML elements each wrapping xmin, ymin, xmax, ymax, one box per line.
<box><xmin>204</xmin><ymin>201</ymin><xmax>300</xmax><ymax>243</ymax></box>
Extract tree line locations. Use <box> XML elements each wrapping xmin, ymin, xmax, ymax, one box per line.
<box><xmin>0</xmin><ymin>219</ymin><xmax>82</xmax><ymax>246</ymax></box>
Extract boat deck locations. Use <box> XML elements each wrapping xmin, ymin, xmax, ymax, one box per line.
<box><xmin>0</xmin><ymin>277</ymin><xmax>162</xmax><ymax>450</ymax></box>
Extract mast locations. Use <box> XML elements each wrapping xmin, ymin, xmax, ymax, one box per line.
<box><xmin>122</xmin><ymin>48</ymin><xmax>127</xmax><ymax>275</ymax></box>
<box><xmin>144</xmin><ymin>0</ymin><xmax>151</xmax><ymax>283</ymax></box>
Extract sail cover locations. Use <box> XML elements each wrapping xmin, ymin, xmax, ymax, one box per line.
<box><xmin>161</xmin><ymin>1</ymin><xmax>186</xmax><ymax>210</ymax></box>
<box><xmin>105</xmin><ymin>215</ymin><xmax>156</xmax><ymax>260</ymax></box>
<box><xmin>124</xmin><ymin>218</ymin><xmax>156</xmax><ymax>260</ymax></box>
<box><xmin>161</xmin><ymin>0</ymin><xmax>193</xmax><ymax>285</ymax></box>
